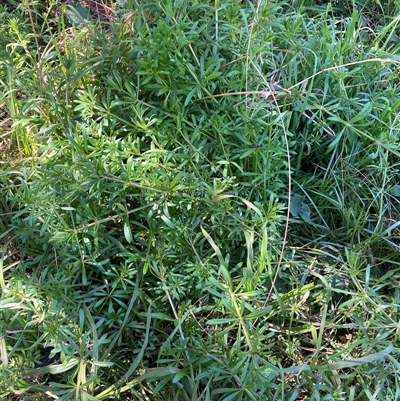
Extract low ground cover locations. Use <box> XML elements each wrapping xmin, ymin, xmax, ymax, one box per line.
<box><xmin>1</xmin><ymin>0</ymin><xmax>400</xmax><ymax>400</ymax></box>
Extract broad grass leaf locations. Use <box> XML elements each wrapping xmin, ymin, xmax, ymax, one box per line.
<box><xmin>290</xmin><ymin>195</ymin><xmax>311</xmax><ymax>222</ymax></box>
<box><xmin>300</xmin><ymin>204</ymin><xmax>311</xmax><ymax>223</ymax></box>
<box><xmin>290</xmin><ymin>195</ymin><xmax>302</xmax><ymax>217</ymax></box>
<box><xmin>65</xmin><ymin>5</ymin><xmax>93</xmax><ymax>26</ymax></box>
<box><xmin>390</xmin><ymin>185</ymin><xmax>400</xmax><ymax>197</ymax></box>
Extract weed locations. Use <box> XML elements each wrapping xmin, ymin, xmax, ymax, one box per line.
<box><xmin>1</xmin><ymin>1</ymin><xmax>400</xmax><ymax>400</ymax></box>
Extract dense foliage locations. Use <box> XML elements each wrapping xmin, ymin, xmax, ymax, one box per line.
<box><xmin>1</xmin><ymin>0</ymin><xmax>400</xmax><ymax>400</ymax></box>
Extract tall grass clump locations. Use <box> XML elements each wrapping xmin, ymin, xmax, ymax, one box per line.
<box><xmin>1</xmin><ymin>0</ymin><xmax>400</xmax><ymax>400</ymax></box>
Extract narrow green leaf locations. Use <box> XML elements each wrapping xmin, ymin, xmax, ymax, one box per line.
<box><xmin>205</xmin><ymin>71</ymin><xmax>222</xmax><ymax>81</ymax></box>
<box><xmin>206</xmin><ymin>318</ymin><xmax>237</xmax><ymax>325</ymax></box>
<box><xmin>201</xmin><ymin>226</ymin><xmax>225</xmax><ymax>266</ymax></box>
<box><xmin>124</xmin><ymin>220</ymin><xmax>133</xmax><ymax>243</ymax></box>
<box><xmin>220</xmin><ymin>263</ymin><xmax>232</xmax><ymax>287</ymax></box>
<box><xmin>172</xmin><ymin>367</ymin><xmax>188</xmax><ymax>384</ymax></box>
<box><xmin>92</xmin><ymin>361</ymin><xmax>114</xmax><ymax>367</ymax></box>
<box><xmin>151</xmin><ymin>313</ymin><xmax>175</xmax><ymax>322</ymax></box>
<box><xmin>24</xmin><ymin>358</ymin><xmax>80</xmax><ymax>376</ymax></box>
<box><xmin>96</xmin><ymin>306</ymin><xmax>152</xmax><ymax>400</ymax></box>
<box><xmin>184</xmin><ymin>87</ymin><xmax>197</xmax><ymax>106</ymax></box>
<box><xmin>245</xmin><ymin>306</ymin><xmax>273</xmax><ymax>319</ymax></box>
<box><xmin>326</xmin><ymin>344</ymin><xmax>393</xmax><ymax>370</ymax></box>
<box><xmin>349</xmin><ymin>101</ymin><xmax>372</xmax><ymax>124</ymax></box>
<box><xmin>241</xmin><ymin>198</ymin><xmax>263</xmax><ymax>219</ymax></box>
<box><xmin>161</xmin><ymin>214</ymin><xmax>175</xmax><ymax>229</ymax></box>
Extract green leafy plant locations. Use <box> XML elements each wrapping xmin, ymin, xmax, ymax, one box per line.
<box><xmin>1</xmin><ymin>1</ymin><xmax>400</xmax><ymax>400</ymax></box>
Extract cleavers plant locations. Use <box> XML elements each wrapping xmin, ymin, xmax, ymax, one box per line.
<box><xmin>1</xmin><ymin>0</ymin><xmax>400</xmax><ymax>400</ymax></box>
